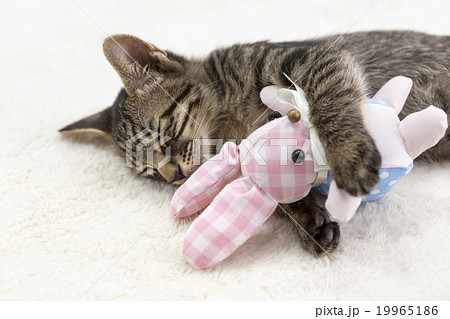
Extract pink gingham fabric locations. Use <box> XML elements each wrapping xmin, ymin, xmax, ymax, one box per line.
<box><xmin>171</xmin><ymin>116</ymin><xmax>319</xmax><ymax>269</ymax></box>
<box><xmin>170</xmin><ymin>142</ymin><xmax>240</xmax><ymax>218</ymax></box>
<box><xmin>182</xmin><ymin>176</ymin><xmax>277</xmax><ymax>269</ymax></box>
<box><xmin>240</xmin><ymin>117</ymin><xmax>317</xmax><ymax>203</ymax></box>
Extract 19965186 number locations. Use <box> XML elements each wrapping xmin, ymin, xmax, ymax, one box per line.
<box><xmin>377</xmin><ymin>306</ymin><xmax>438</xmax><ymax>316</ymax></box>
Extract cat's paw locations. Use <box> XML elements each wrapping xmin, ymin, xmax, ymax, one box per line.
<box><xmin>313</xmin><ymin>221</ymin><xmax>340</xmax><ymax>254</ymax></box>
<box><xmin>280</xmin><ymin>199</ymin><xmax>340</xmax><ymax>254</ymax></box>
<box><xmin>331</xmin><ymin>137</ymin><xmax>381</xmax><ymax>197</ymax></box>
<box><xmin>301</xmin><ymin>204</ymin><xmax>340</xmax><ymax>254</ymax></box>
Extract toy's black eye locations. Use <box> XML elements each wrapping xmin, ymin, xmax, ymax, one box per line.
<box><xmin>268</xmin><ymin>111</ymin><xmax>282</xmax><ymax>121</ymax></box>
<box><xmin>292</xmin><ymin>149</ymin><xmax>305</xmax><ymax>164</ymax></box>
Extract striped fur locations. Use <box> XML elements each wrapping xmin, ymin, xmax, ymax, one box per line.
<box><xmin>61</xmin><ymin>30</ymin><xmax>450</xmax><ymax>254</ymax></box>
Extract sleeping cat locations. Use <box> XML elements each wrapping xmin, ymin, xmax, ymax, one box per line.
<box><xmin>60</xmin><ymin>31</ymin><xmax>450</xmax><ymax>255</ymax></box>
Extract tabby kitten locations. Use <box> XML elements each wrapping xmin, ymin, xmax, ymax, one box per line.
<box><xmin>61</xmin><ymin>31</ymin><xmax>450</xmax><ymax>254</ymax></box>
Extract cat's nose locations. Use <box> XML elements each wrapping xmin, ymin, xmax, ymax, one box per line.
<box><xmin>171</xmin><ymin>164</ymin><xmax>186</xmax><ymax>184</ymax></box>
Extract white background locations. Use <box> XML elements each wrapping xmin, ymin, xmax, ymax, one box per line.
<box><xmin>0</xmin><ymin>0</ymin><xmax>449</xmax><ymax>300</ymax></box>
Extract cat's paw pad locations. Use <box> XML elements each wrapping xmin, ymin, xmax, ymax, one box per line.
<box><xmin>313</xmin><ymin>221</ymin><xmax>340</xmax><ymax>254</ymax></box>
<box><xmin>297</xmin><ymin>202</ymin><xmax>340</xmax><ymax>254</ymax></box>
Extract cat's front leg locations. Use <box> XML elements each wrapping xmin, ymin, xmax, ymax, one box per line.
<box><xmin>285</xmin><ymin>47</ymin><xmax>381</xmax><ymax>196</ymax></box>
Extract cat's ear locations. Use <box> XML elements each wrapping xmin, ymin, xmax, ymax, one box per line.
<box><xmin>103</xmin><ymin>34</ymin><xmax>182</xmax><ymax>94</ymax></box>
<box><xmin>59</xmin><ymin>107</ymin><xmax>112</xmax><ymax>135</ymax></box>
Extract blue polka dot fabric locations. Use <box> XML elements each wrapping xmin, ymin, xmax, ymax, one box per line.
<box><xmin>314</xmin><ymin>163</ymin><xmax>413</xmax><ymax>202</ymax></box>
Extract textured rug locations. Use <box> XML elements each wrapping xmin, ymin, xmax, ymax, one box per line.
<box><xmin>1</xmin><ymin>0</ymin><xmax>449</xmax><ymax>300</ymax></box>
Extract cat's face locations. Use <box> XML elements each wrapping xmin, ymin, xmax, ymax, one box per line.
<box><xmin>60</xmin><ymin>34</ymin><xmax>220</xmax><ymax>184</ymax></box>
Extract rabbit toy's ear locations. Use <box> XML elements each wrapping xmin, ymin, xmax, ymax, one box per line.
<box><xmin>182</xmin><ymin>176</ymin><xmax>278</xmax><ymax>269</ymax></box>
<box><xmin>170</xmin><ymin>142</ymin><xmax>241</xmax><ymax>218</ymax></box>
<box><xmin>260</xmin><ymin>85</ymin><xmax>300</xmax><ymax>115</ymax></box>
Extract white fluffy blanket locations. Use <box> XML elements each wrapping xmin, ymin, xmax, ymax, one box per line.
<box><xmin>1</xmin><ymin>0</ymin><xmax>449</xmax><ymax>300</ymax></box>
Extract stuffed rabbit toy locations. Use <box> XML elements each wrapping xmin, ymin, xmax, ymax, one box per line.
<box><xmin>171</xmin><ymin>76</ymin><xmax>447</xmax><ymax>269</ymax></box>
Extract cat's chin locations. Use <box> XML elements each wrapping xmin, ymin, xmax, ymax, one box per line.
<box><xmin>172</xmin><ymin>178</ymin><xmax>187</xmax><ymax>186</ymax></box>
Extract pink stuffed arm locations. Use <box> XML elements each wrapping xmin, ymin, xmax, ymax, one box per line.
<box><xmin>372</xmin><ymin>76</ymin><xmax>412</xmax><ymax>115</ymax></box>
<box><xmin>182</xmin><ymin>176</ymin><xmax>277</xmax><ymax>269</ymax></box>
<box><xmin>170</xmin><ymin>141</ymin><xmax>241</xmax><ymax>217</ymax></box>
<box><xmin>325</xmin><ymin>179</ymin><xmax>362</xmax><ymax>223</ymax></box>
<box><xmin>399</xmin><ymin>106</ymin><xmax>448</xmax><ymax>159</ymax></box>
